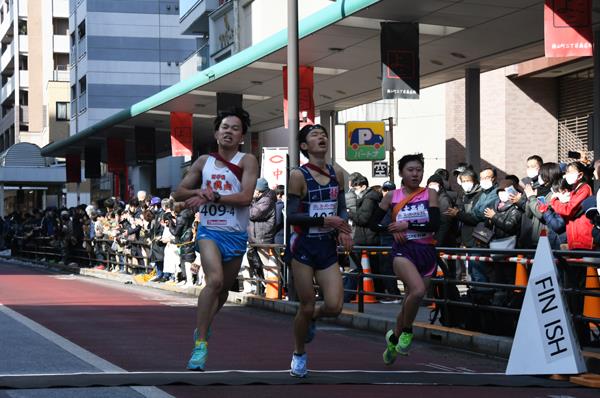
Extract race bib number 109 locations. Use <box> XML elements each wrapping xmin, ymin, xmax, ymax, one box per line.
<box><xmin>200</xmin><ymin>204</ymin><xmax>236</xmax><ymax>227</ymax></box>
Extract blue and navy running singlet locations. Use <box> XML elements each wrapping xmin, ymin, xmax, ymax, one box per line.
<box><xmin>289</xmin><ymin>164</ymin><xmax>340</xmax><ymax>269</ymax></box>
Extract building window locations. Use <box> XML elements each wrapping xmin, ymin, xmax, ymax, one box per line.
<box><xmin>56</xmin><ymin>102</ymin><xmax>69</xmax><ymax>121</ymax></box>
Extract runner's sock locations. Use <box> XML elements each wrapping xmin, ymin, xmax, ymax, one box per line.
<box><xmin>402</xmin><ymin>327</ymin><xmax>413</xmax><ymax>334</ymax></box>
<box><xmin>389</xmin><ymin>333</ymin><xmax>399</xmax><ymax>345</ymax></box>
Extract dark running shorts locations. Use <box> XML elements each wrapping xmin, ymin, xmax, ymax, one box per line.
<box><xmin>392</xmin><ymin>241</ymin><xmax>437</xmax><ymax>277</ymax></box>
<box><xmin>289</xmin><ymin>233</ymin><xmax>338</xmax><ymax>270</ymax></box>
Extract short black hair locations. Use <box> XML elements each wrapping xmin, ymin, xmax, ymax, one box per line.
<box><xmin>298</xmin><ymin>124</ymin><xmax>327</xmax><ymax>158</ymax></box>
<box><xmin>128</xmin><ymin>198</ymin><xmax>139</xmax><ymax>207</ymax></box>
<box><xmin>352</xmin><ymin>175</ymin><xmax>369</xmax><ymax>188</ymax></box>
<box><xmin>213</xmin><ymin>107</ymin><xmax>251</xmax><ymax>135</ymax></box>
<box><xmin>398</xmin><ymin>153</ymin><xmax>424</xmax><ymax>173</ymax></box>
<box><xmin>434</xmin><ymin>168</ymin><xmax>450</xmax><ymax>181</ymax></box>
<box><xmin>480</xmin><ymin>167</ymin><xmax>497</xmax><ymax>178</ymax></box>
<box><xmin>539</xmin><ymin>162</ymin><xmax>562</xmax><ymax>186</ymax></box>
<box><xmin>275</xmin><ymin>185</ymin><xmax>285</xmax><ymax>197</ymax></box>
<box><xmin>505</xmin><ymin>174</ymin><xmax>520</xmax><ymax>188</ymax></box>
<box><xmin>527</xmin><ymin>155</ymin><xmax>544</xmax><ymax>167</ymax></box>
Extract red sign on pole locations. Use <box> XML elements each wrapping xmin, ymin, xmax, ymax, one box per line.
<box><xmin>66</xmin><ymin>154</ymin><xmax>81</xmax><ymax>183</ymax></box>
<box><xmin>283</xmin><ymin>65</ymin><xmax>315</xmax><ymax>128</ymax></box>
<box><xmin>170</xmin><ymin>112</ymin><xmax>193</xmax><ymax>157</ymax></box>
<box><xmin>544</xmin><ymin>0</ymin><xmax>592</xmax><ymax>58</ymax></box>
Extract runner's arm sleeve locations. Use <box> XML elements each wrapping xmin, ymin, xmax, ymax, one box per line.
<box><xmin>368</xmin><ymin>206</ymin><xmax>388</xmax><ymax>233</ymax></box>
<box><xmin>286</xmin><ymin>194</ymin><xmax>324</xmax><ymax>227</ymax></box>
<box><xmin>408</xmin><ymin>207</ymin><xmax>441</xmax><ymax>232</ymax></box>
<box><xmin>337</xmin><ymin>191</ymin><xmax>349</xmax><ymax>221</ymax></box>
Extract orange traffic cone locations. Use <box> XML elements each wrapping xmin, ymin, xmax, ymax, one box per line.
<box><xmin>352</xmin><ymin>250</ymin><xmax>378</xmax><ymax>304</ymax></box>
<box><xmin>583</xmin><ymin>266</ymin><xmax>600</xmax><ymax>330</ymax></box>
<box><xmin>514</xmin><ymin>255</ymin><xmax>528</xmax><ymax>292</ymax></box>
<box><xmin>264</xmin><ymin>249</ymin><xmax>280</xmax><ymax>300</ymax></box>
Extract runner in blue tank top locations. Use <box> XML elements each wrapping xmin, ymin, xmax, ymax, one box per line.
<box><xmin>173</xmin><ymin>108</ymin><xmax>259</xmax><ymax>371</ymax></box>
<box><xmin>287</xmin><ymin>124</ymin><xmax>353</xmax><ymax>377</ymax></box>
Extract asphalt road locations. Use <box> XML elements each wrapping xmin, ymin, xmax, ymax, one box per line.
<box><xmin>0</xmin><ymin>260</ymin><xmax>596</xmax><ymax>398</ymax></box>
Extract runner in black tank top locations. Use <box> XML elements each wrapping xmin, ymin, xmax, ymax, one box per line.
<box><xmin>286</xmin><ymin>124</ymin><xmax>353</xmax><ymax>378</ymax></box>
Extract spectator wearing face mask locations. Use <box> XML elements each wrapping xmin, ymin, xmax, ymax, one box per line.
<box><xmin>445</xmin><ymin>169</ymin><xmax>482</xmax><ymax>280</ymax></box>
<box><xmin>427</xmin><ymin>174</ymin><xmax>459</xmax><ymax>278</ymax></box>
<box><xmin>549</xmin><ymin>161</ymin><xmax>593</xmax><ymax>250</ymax></box>
<box><xmin>517</xmin><ymin>162</ymin><xmax>562</xmax><ymax>249</ymax></box>
<box><xmin>541</xmin><ymin>179</ymin><xmax>569</xmax><ymax>250</ymax></box>
<box><xmin>522</xmin><ymin>155</ymin><xmax>543</xmax><ymax>189</ymax></box>
<box><xmin>483</xmin><ymin>179</ymin><xmax>523</xmax><ymax>284</ymax></box>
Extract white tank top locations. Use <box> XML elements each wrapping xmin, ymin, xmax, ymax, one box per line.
<box><xmin>199</xmin><ymin>152</ymin><xmax>249</xmax><ymax>232</ymax></box>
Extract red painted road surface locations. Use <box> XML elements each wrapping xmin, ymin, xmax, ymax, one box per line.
<box><xmin>0</xmin><ymin>262</ymin><xmax>597</xmax><ymax>398</ymax></box>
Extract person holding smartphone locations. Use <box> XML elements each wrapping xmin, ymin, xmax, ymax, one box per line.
<box><xmin>483</xmin><ymin>179</ymin><xmax>523</xmax><ymax>284</ymax></box>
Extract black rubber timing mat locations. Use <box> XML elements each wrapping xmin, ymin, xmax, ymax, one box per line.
<box><xmin>0</xmin><ymin>370</ymin><xmax>577</xmax><ymax>389</ymax></box>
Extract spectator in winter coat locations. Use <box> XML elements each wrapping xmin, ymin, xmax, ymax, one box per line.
<box><xmin>548</xmin><ymin>162</ymin><xmax>593</xmax><ymax>251</ymax></box>
<box><xmin>517</xmin><ymin>162</ymin><xmax>562</xmax><ymax>249</ymax></box>
<box><xmin>445</xmin><ymin>169</ymin><xmax>483</xmax><ymax>280</ymax></box>
<box><xmin>246</xmin><ymin>178</ymin><xmax>277</xmax><ymax>286</ymax></box>
<box><xmin>483</xmin><ymin>179</ymin><xmax>523</xmax><ymax>284</ymax></box>
<box><xmin>353</xmin><ymin>176</ymin><xmax>384</xmax><ymax>293</ymax></box>
<box><xmin>274</xmin><ymin>185</ymin><xmax>285</xmax><ymax>245</ymax></box>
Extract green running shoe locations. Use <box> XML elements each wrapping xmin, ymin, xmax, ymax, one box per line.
<box><xmin>396</xmin><ymin>331</ymin><xmax>413</xmax><ymax>355</ymax></box>
<box><xmin>382</xmin><ymin>330</ymin><xmax>398</xmax><ymax>365</ymax></box>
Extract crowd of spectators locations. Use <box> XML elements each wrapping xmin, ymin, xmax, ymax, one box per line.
<box><xmin>3</xmin><ymin>155</ymin><xmax>599</xmax><ymax>294</ymax></box>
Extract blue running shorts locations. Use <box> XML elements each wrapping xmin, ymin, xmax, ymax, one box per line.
<box><xmin>196</xmin><ymin>226</ymin><xmax>248</xmax><ymax>263</ymax></box>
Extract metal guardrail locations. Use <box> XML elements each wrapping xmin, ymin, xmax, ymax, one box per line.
<box><xmin>9</xmin><ymin>237</ymin><xmax>600</xmax><ymax>345</ymax></box>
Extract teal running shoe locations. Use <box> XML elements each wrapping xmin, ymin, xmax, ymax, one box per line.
<box><xmin>193</xmin><ymin>327</ymin><xmax>211</xmax><ymax>342</ymax></box>
<box><xmin>187</xmin><ymin>341</ymin><xmax>208</xmax><ymax>371</ymax></box>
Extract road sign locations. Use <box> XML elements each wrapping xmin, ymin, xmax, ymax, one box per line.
<box><xmin>372</xmin><ymin>161</ymin><xmax>388</xmax><ymax>178</ymax></box>
<box><xmin>506</xmin><ymin>236</ymin><xmax>586</xmax><ymax>375</ymax></box>
<box><xmin>345</xmin><ymin>121</ymin><xmax>386</xmax><ymax>161</ymax></box>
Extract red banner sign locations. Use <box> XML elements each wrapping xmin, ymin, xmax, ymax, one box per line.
<box><xmin>283</xmin><ymin>65</ymin><xmax>315</xmax><ymax>129</ymax></box>
<box><xmin>170</xmin><ymin>112</ymin><xmax>193</xmax><ymax>157</ymax></box>
<box><xmin>65</xmin><ymin>154</ymin><xmax>81</xmax><ymax>183</ymax></box>
<box><xmin>107</xmin><ymin>137</ymin><xmax>125</xmax><ymax>173</ymax></box>
<box><xmin>544</xmin><ymin>0</ymin><xmax>592</xmax><ymax>57</ymax></box>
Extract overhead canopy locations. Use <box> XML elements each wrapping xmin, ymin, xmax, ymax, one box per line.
<box><xmin>0</xmin><ymin>142</ymin><xmax>65</xmax><ymax>184</ymax></box>
<box><xmin>41</xmin><ymin>0</ymin><xmax>600</xmax><ymax>160</ymax></box>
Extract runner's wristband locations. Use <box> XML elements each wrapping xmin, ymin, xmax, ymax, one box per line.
<box><xmin>213</xmin><ymin>191</ymin><xmax>221</xmax><ymax>203</ymax></box>
<box><xmin>287</xmin><ymin>194</ymin><xmax>325</xmax><ymax>227</ymax></box>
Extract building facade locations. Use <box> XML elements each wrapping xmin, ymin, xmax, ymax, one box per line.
<box><xmin>68</xmin><ymin>0</ymin><xmax>196</xmax><ymax>203</ymax></box>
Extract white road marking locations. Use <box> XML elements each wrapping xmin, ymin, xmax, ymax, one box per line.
<box><xmin>0</xmin><ymin>303</ymin><xmax>174</xmax><ymax>398</ymax></box>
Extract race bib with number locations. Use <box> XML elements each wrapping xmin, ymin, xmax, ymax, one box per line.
<box><xmin>200</xmin><ymin>203</ymin><xmax>236</xmax><ymax>227</ymax></box>
<box><xmin>308</xmin><ymin>201</ymin><xmax>337</xmax><ymax>234</ymax></box>
<box><xmin>396</xmin><ymin>202</ymin><xmax>428</xmax><ymax>241</ymax></box>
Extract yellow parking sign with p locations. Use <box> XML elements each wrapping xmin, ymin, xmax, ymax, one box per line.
<box><xmin>345</xmin><ymin>121</ymin><xmax>386</xmax><ymax>161</ymax></box>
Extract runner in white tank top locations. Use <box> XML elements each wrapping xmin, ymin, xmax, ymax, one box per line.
<box><xmin>173</xmin><ymin>108</ymin><xmax>259</xmax><ymax>371</ymax></box>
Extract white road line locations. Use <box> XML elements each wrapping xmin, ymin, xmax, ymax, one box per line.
<box><xmin>0</xmin><ymin>303</ymin><xmax>174</xmax><ymax>398</ymax></box>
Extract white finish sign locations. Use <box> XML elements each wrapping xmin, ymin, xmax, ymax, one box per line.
<box><xmin>506</xmin><ymin>236</ymin><xmax>586</xmax><ymax>375</ymax></box>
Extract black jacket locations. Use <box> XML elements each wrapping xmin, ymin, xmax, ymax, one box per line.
<box><xmin>488</xmin><ymin>201</ymin><xmax>522</xmax><ymax>239</ymax></box>
<box><xmin>456</xmin><ymin>185</ymin><xmax>483</xmax><ymax>247</ymax></box>
<box><xmin>435</xmin><ymin>189</ymin><xmax>458</xmax><ymax>247</ymax></box>
<box><xmin>353</xmin><ymin>187</ymin><xmax>382</xmax><ymax>245</ymax></box>
<box><xmin>173</xmin><ymin>209</ymin><xmax>196</xmax><ymax>262</ymax></box>
<box><xmin>149</xmin><ymin>210</ymin><xmax>165</xmax><ymax>262</ymax></box>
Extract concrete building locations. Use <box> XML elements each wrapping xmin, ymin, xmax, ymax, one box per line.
<box><xmin>0</xmin><ymin>0</ymin><xmax>69</xmax><ymax>214</ymax></box>
<box><xmin>68</xmin><ymin>0</ymin><xmax>196</xmax><ymax>203</ymax></box>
